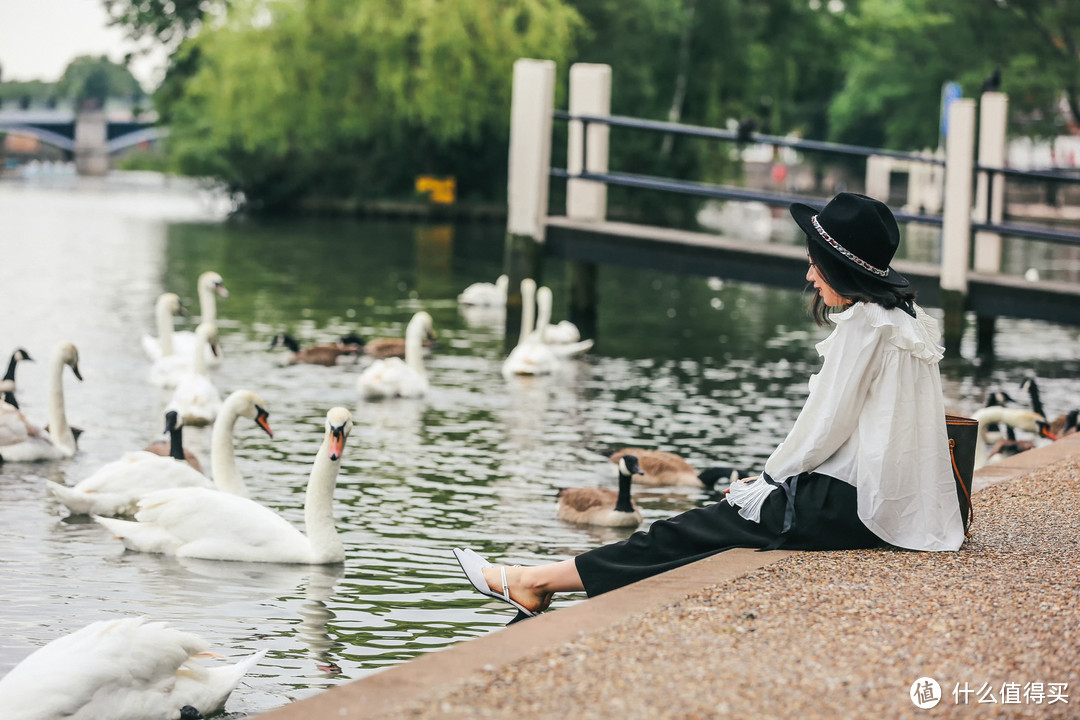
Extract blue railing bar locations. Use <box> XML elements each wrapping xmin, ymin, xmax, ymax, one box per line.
<box><xmin>551</xmin><ymin>167</ymin><xmax>945</xmax><ymax>228</ymax></box>
<box><xmin>970</xmin><ymin>220</ymin><xmax>1080</xmax><ymax>246</ymax></box>
<box><xmin>973</xmin><ymin>163</ymin><xmax>1080</xmax><ymax>184</ymax></box>
<box><xmin>552</xmin><ymin>111</ymin><xmax>945</xmax><ymax>166</ymax></box>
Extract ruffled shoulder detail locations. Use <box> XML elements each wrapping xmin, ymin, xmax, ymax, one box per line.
<box><xmin>815</xmin><ymin>303</ymin><xmax>943</xmax><ymax>362</ymax></box>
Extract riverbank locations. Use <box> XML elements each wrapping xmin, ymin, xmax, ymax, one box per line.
<box><xmin>261</xmin><ymin>431</ymin><xmax>1080</xmax><ymax>720</ymax></box>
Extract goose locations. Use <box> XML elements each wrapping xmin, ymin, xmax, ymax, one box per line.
<box><xmin>167</xmin><ymin>323</ymin><xmax>222</xmax><ymax>426</ymax></box>
<box><xmin>141</xmin><ymin>292</ymin><xmax>187</xmax><ymax>362</ymax></box>
<box><xmin>557</xmin><ymin>455</ymin><xmax>644</xmax><ymax>527</ymax></box>
<box><xmin>971</xmin><ymin>406</ymin><xmax>1057</xmax><ymax>470</ymax></box>
<box><xmin>0</xmin><ymin>342</ymin><xmax>82</xmax><ymax>462</ymax></box>
<box><xmin>0</xmin><ymin>616</ymin><xmax>263</xmax><ymax>720</ymax></box>
<box><xmin>502</xmin><ymin>279</ymin><xmax>559</xmax><ymax>377</ymax></box>
<box><xmin>170</xmin><ymin>272</ymin><xmax>229</xmax><ymax>366</ymax></box>
<box><xmin>534</xmin><ymin>285</ymin><xmax>592</xmax><ymax>353</ymax></box>
<box><xmin>0</xmin><ymin>347</ymin><xmax>32</xmax><ymax>408</ymax></box>
<box><xmin>602</xmin><ymin>447</ymin><xmax>746</xmax><ymax>489</ymax></box>
<box><xmin>269</xmin><ymin>333</ymin><xmax>363</xmax><ymax>366</ymax></box>
<box><xmin>47</xmin><ymin>395</ymin><xmax>272</xmax><ymax>517</ymax></box>
<box><xmin>144</xmin><ymin>409</ymin><xmax>205</xmax><ymax>472</ymax></box>
<box><xmin>94</xmin><ymin>407</ymin><xmax>351</xmax><ymax>564</ymax></box>
<box><xmin>457</xmin><ymin>274</ymin><xmax>509</xmax><ymax>306</ymax></box>
<box><xmin>1020</xmin><ymin>376</ymin><xmax>1076</xmax><ymax>437</ymax></box>
<box><xmin>362</xmin><ymin>330</ymin><xmax>434</xmax><ymax>360</ymax></box>
<box><xmin>357</xmin><ymin>312</ymin><xmax>434</xmax><ymax>399</ymax></box>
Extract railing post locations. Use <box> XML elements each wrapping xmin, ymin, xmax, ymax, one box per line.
<box><xmin>972</xmin><ymin>91</ymin><xmax>1008</xmax><ymax>355</ymax></box>
<box><xmin>504</xmin><ymin>59</ymin><xmax>556</xmax><ymax>350</ymax></box>
<box><xmin>565</xmin><ymin>63</ymin><xmax>611</xmax><ymax>338</ymax></box>
<box><xmin>940</xmin><ymin>98</ymin><xmax>976</xmax><ymax>356</ymax></box>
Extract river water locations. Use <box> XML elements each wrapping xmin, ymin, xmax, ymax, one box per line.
<box><xmin>1</xmin><ymin>176</ymin><xmax>1078</xmax><ymax>716</ymax></box>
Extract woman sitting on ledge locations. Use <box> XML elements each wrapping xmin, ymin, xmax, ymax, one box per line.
<box><xmin>455</xmin><ymin>192</ymin><xmax>965</xmax><ymax>623</ymax></box>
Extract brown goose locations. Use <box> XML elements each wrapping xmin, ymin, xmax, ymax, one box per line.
<box><xmin>270</xmin><ymin>333</ymin><xmax>363</xmax><ymax>366</ymax></box>
<box><xmin>604</xmin><ymin>447</ymin><xmax>745</xmax><ymax>490</ymax></box>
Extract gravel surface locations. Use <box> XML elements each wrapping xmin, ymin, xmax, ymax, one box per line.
<box><xmin>389</xmin><ymin>459</ymin><xmax>1080</xmax><ymax>719</ymax></box>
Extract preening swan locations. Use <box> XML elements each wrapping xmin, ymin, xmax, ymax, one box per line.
<box><xmin>167</xmin><ymin>323</ymin><xmax>222</xmax><ymax>426</ymax></box>
<box><xmin>0</xmin><ymin>616</ymin><xmax>263</xmax><ymax>720</ymax></box>
<box><xmin>0</xmin><ymin>342</ymin><xmax>82</xmax><ymax>462</ymax></box>
<box><xmin>502</xmin><ymin>279</ymin><xmax>559</xmax><ymax>377</ymax></box>
<box><xmin>144</xmin><ymin>409</ymin><xmax>205</xmax><ymax>472</ymax></box>
<box><xmin>971</xmin><ymin>405</ymin><xmax>1057</xmax><ymax>470</ymax></box>
<box><xmin>557</xmin><ymin>455</ymin><xmax>644</xmax><ymax>527</ymax></box>
<box><xmin>458</xmin><ymin>274</ymin><xmax>508</xmax><ymax>306</ymax></box>
<box><xmin>0</xmin><ymin>347</ymin><xmax>32</xmax><ymax>408</ymax></box>
<box><xmin>141</xmin><ymin>292</ymin><xmax>186</xmax><ymax>362</ymax></box>
<box><xmin>95</xmin><ymin>407</ymin><xmax>350</xmax><ymax>564</ymax></box>
<box><xmin>357</xmin><ymin>312</ymin><xmax>434</xmax><ymax>399</ymax></box>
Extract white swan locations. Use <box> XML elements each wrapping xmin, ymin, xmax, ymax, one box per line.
<box><xmin>167</xmin><ymin>323</ymin><xmax>222</xmax><ymax>426</ymax></box>
<box><xmin>458</xmin><ymin>274</ymin><xmax>508</xmax><ymax>306</ymax></box>
<box><xmin>357</xmin><ymin>311</ymin><xmax>434</xmax><ymax>399</ymax></box>
<box><xmin>971</xmin><ymin>406</ymin><xmax>1057</xmax><ymax>470</ymax></box>
<box><xmin>534</xmin><ymin>285</ymin><xmax>594</xmax><ymax>357</ymax></box>
<box><xmin>0</xmin><ymin>342</ymin><xmax>82</xmax><ymax>462</ymax></box>
<box><xmin>94</xmin><ymin>407</ymin><xmax>351</xmax><ymax>564</ymax></box>
<box><xmin>171</xmin><ymin>271</ymin><xmax>229</xmax><ymax>366</ymax></box>
<box><xmin>502</xmin><ymin>279</ymin><xmax>559</xmax><ymax>377</ymax></box>
<box><xmin>47</xmin><ymin>392</ymin><xmax>272</xmax><ymax>517</ymax></box>
<box><xmin>141</xmin><ymin>292</ymin><xmax>186</xmax><ymax>362</ymax></box>
<box><xmin>0</xmin><ymin>616</ymin><xmax>263</xmax><ymax>720</ymax></box>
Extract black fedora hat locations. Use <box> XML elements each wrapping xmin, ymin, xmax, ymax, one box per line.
<box><xmin>790</xmin><ymin>192</ymin><xmax>909</xmax><ymax>287</ymax></box>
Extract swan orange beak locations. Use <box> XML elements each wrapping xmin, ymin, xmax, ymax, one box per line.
<box><xmin>255</xmin><ymin>406</ymin><xmax>273</xmax><ymax>438</ymax></box>
<box><xmin>1041</xmin><ymin>425</ymin><xmax>1058</xmax><ymax>441</ymax></box>
<box><xmin>328</xmin><ymin>428</ymin><xmax>346</xmax><ymax>461</ymax></box>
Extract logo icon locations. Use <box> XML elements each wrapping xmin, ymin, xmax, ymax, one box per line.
<box><xmin>911</xmin><ymin>677</ymin><xmax>942</xmax><ymax>709</ymax></box>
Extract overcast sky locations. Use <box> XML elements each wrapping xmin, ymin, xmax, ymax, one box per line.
<box><xmin>0</xmin><ymin>0</ymin><xmax>167</xmax><ymax>89</ymax></box>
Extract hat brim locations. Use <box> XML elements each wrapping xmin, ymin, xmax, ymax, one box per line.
<box><xmin>790</xmin><ymin>202</ymin><xmax>909</xmax><ymax>288</ymax></box>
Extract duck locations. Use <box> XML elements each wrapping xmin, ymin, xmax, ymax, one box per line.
<box><xmin>94</xmin><ymin>407</ymin><xmax>350</xmax><ymax>564</ymax></box>
<box><xmin>971</xmin><ymin>405</ymin><xmax>1057</xmax><ymax>470</ymax></box>
<box><xmin>48</xmin><ymin>394</ymin><xmax>272</xmax><ymax>517</ymax></box>
<box><xmin>0</xmin><ymin>347</ymin><xmax>32</xmax><ymax>408</ymax></box>
<box><xmin>1020</xmin><ymin>376</ymin><xmax>1077</xmax><ymax>437</ymax></box>
<box><xmin>171</xmin><ymin>272</ymin><xmax>229</xmax><ymax>366</ymax></box>
<box><xmin>269</xmin><ymin>333</ymin><xmax>363</xmax><ymax>366</ymax></box>
<box><xmin>457</xmin><ymin>274</ymin><xmax>509</xmax><ymax>306</ymax></box>
<box><xmin>167</xmin><ymin>323</ymin><xmax>222</xmax><ymax>426</ymax></box>
<box><xmin>141</xmin><ymin>292</ymin><xmax>187</xmax><ymax>362</ymax></box>
<box><xmin>0</xmin><ymin>342</ymin><xmax>82</xmax><ymax>462</ymax></box>
<box><xmin>502</xmin><ymin>279</ymin><xmax>559</xmax><ymax>377</ymax></box>
<box><xmin>356</xmin><ymin>312</ymin><xmax>434</xmax><ymax>399</ymax></box>
<box><xmin>143</xmin><ymin>409</ymin><xmax>205</xmax><ymax>473</ymax></box>
<box><xmin>557</xmin><ymin>454</ymin><xmax>644</xmax><ymax>527</ymax></box>
<box><xmin>602</xmin><ymin>447</ymin><xmax>746</xmax><ymax>489</ymax></box>
<box><xmin>0</xmin><ymin>616</ymin><xmax>263</xmax><ymax>720</ymax></box>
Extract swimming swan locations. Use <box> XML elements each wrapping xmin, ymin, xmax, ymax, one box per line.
<box><xmin>0</xmin><ymin>616</ymin><xmax>263</xmax><ymax>720</ymax></box>
<box><xmin>0</xmin><ymin>342</ymin><xmax>82</xmax><ymax>462</ymax></box>
<box><xmin>502</xmin><ymin>279</ymin><xmax>559</xmax><ymax>377</ymax></box>
<box><xmin>141</xmin><ymin>292</ymin><xmax>186</xmax><ymax>362</ymax></box>
<box><xmin>534</xmin><ymin>285</ymin><xmax>592</xmax><ymax>355</ymax></box>
<box><xmin>94</xmin><ymin>407</ymin><xmax>350</xmax><ymax>564</ymax></box>
<box><xmin>167</xmin><ymin>323</ymin><xmax>222</xmax><ymax>426</ymax></box>
<box><xmin>357</xmin><ymin>312</ymin><xmax>434</xmax><ymax>399</ymax></box>
<box><xmin>458</xmin><ymin>274</ymin><xmax>508</xmax><ymax>306</ymax></box>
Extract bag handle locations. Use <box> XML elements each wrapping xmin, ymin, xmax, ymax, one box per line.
<box><xmin>948</xmin><ymin>436</ymin><xmax>974</xmax><ymax>538</ymax></box>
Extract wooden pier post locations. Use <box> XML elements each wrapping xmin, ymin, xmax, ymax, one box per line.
<box><xmin>504</xmin><ymin>59</ymin><xmax>556</xmax><ymax>350</ymax></box>
<box><xmin>973</xmin><ymin>91</ymin><xmax>1008</xmax><ymax>356</ymax></box>
<box><xmin>939</xmin><ymin>98</ymin><xmax>976</xmax><ymax>357</ymax></box>
<box><xmin>565</xmin><ymin>63</ymin><xmax>611</xmax><ymax>338</ymax></box>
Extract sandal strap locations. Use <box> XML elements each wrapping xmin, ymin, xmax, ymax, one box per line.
<box><xmin>500</xmin><ymin>565</ymin><xmax>510</xmax><ymax>602</ymax></box>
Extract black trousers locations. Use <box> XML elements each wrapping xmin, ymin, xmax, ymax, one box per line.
<box><xmin>574</xmin><ymin>473</ymin><xmax>881</xmax><ymax>597</ymax></box>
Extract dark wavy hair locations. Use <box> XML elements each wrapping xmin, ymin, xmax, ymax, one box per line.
<box><xmin>806</xmin><ymin>237</ymin><xmax>917</xmax><ymax>326</ymax></box>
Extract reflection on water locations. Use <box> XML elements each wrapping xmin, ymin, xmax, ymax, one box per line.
<box><xmin>1</xmin><ymin>179</ymin><xmax>1079</xmax><ymax>715</ymax></box>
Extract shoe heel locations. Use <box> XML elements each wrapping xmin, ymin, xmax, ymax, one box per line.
<box><xmin>506</xmin><ymin>609</ymin><xmax>532</xmax><ymax>626</ymax></box>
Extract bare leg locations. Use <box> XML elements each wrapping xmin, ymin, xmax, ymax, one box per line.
<box><xmin>482</xmin><ymin>559</ymin><xmax>583</xmax><ymax>614</ymax></box>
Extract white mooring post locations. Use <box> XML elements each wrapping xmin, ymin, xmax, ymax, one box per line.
<box><xmin>504</xmin><ymin>59</ymin><xmax>556</xmax><ymax>349</ymax></box>
<box><xmin>973</xmin><ymin>92</ymin><xmax>1008</xmax><ymax>273</ymax></box>
<box><xmin>939</xmin><ymin>98</ymin><xmax>977</xmax><ymax>354</ymax></box>
<box><xmin>74</xmin><ymin>109</ymin><xmax>109</xmax><ymax>177</ymax></box>
<box><xmin>567</xmin><ymin>63</ymin><xmax>611</xmax><ymax>221</ymax></box>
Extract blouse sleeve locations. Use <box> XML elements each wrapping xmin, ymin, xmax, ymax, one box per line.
<box><xmin>763</xmin><ymin>313</ymin><xmax>885</xmax><ymax>482</ymax></box>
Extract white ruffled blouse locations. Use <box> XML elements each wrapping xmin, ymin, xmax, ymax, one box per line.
<box><xmin>727</xmin><ymin>302</ymin><xmax>965</xmax><ymax>552</ymax></box>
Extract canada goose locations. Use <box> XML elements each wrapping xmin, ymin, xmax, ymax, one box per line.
<box><xmin>502</xmin><ymin>279</ymin><xmax>559</xmax><ymax>377</ymax></box>
<box><xmin>357</xmin><ymin>312</ymin><xmax>434</xmax><ymax>399</ymax></box>
<box><xmin>557</xmin><ymin>455</ymin><xmax>645</xmax><ymax>527</ymax></box>
<box><xmin>95</xmin><ymin>407</ymin><xmax>350</xmax><ymax>564</ymax></box>
<box><xmin>0</xmin><ymin>616</ymin><xmax>263</xmax><ymax>719</ymax></box>
<box><xmin>534</xmin><ymin>286</ymin><xmax>592</xmax><ymax>354</ymax></box>
<box><xmin>458</xmin><ymin>274</ymin><xmax>509</xmax><ymax>306</ymax></box>
<box><xmin>144</xmin><ymin>410</ymin><xmax>205</xmax><ymax>473</ymax></box>
<box><xmin>141</xmin><ymin>292</ymin><xmax>187</xmax><ymax>361</ymax></box>
<box><xmin>971</xmin><ymin>406</ymin><xmax>1057</xmax><ymax>470</ymax></box>
<box><xmin>0</xmin><ymin>347</ymin><xmax>32</xmax><ymax>409</ymax></box>
<box><xmin>362</xmin><ymin>330</ymin><xmax>435</xmax><ymax>360</ymax></box>
<box><xmin>602</xmin><ymin>447</ymin><xmax>745</xmax><ymax>489</ymax></box>
<box><xmin>981</xmin><ymin>389</ymin><xmax>1017</xmax><ymax>443</ymax></box>
<box><xmin>0</xmin><ymin>342</ymin><xmax>82</xmax><ymax>462</ymax></box>
<box><xmin>167</xmin><ymin>323</ymin><xmax>221</xmax><ymax>426</ymax></box>
<box><xmin>269</xmin><ymin>333</ymin><xmax>363</xmax><ymax>366</ymax></box>
<box><xmin>1020</xmin><ymin>376</ymin><xmax>1076</xmax><ymax>437</ymax></box>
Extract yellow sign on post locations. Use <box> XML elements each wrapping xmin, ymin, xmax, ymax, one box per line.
<box><xmin>415</xmin><ymin>176</ymin><xmax>456</xmax><ymax>204</ymax></box>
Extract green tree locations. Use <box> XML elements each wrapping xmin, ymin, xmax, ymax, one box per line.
<box><xmin>55</xmin><ymin>55</ymin><xmax>145</xmax><ymax>108</ymax></box>
<box><xmin>104</xmin><ymin>0</ymin><xmax>229</xmax><ymax>45</ymax></box>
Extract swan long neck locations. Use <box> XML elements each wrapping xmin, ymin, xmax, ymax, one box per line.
<box><xmin>156</xmin><ymin>298</ymin><xmax>174</xmax><ymax>357</ymax></box>
<box><xmin>210</xmin><ymin>408</ymin><xmax>248</xmax><ymax>497</ymax></box>
<box><xmin>304</xmin><ymin>438</ymin><xmax>344</xmax><ymax>560</ymax></box>
<box><xmin>47</xmin><ymin>353</ymin><xmax>75</xmax><ymax>453</ymax></box>
<box><xmin>199</xmin><ymin>283</ymin><xmax>217</xmax><ymax>324</ymax></box>
<box><xmin>404</xmin><ymin>317</ymin><xmax>426</xmax><ymax>374</ymax></box>
<box><xmin>192</xmin><ymin>330</ymin><xmax>210</xmax><ymax>376</ymax></box>
<box><xmin>535</xmin><ymin>288</ymin><xmax>553</xmax><ymax>339</ymax></box>
<box><xmin>519</xmin><ymin>282</ymin><xmax>536</xmax><ymax>344</ymax></box>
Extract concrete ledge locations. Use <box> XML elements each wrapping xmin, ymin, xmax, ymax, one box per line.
<box><xmin>259</xmin><ymin>547</ymin><xmax>793</xmax><ymax>719</ymax></box>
